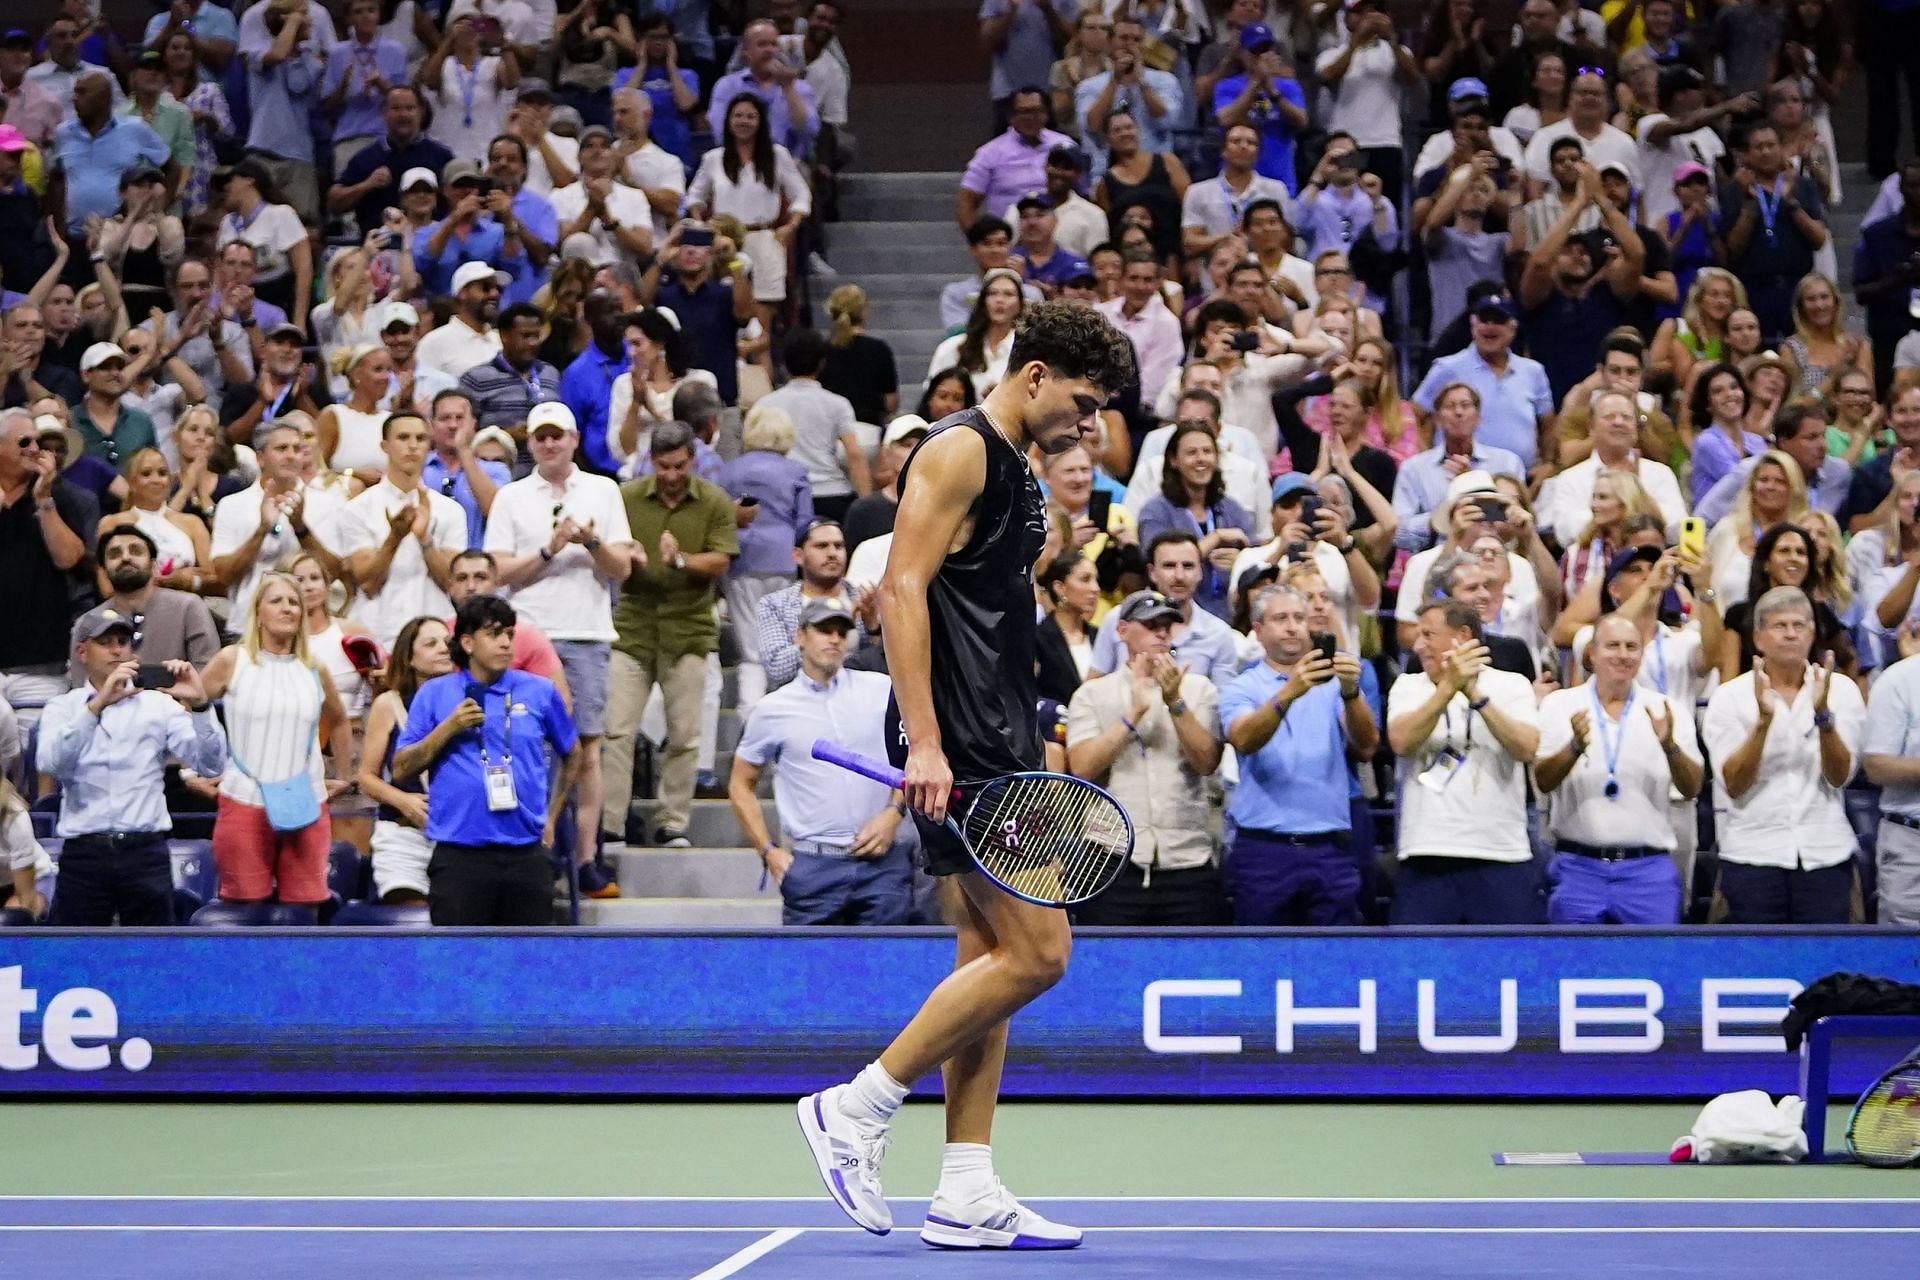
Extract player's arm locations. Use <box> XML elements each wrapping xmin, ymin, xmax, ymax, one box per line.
<box><xmin>879</xmin><ymin>427</ymin><xmax>987</xmax><ymax>824</ymax></box>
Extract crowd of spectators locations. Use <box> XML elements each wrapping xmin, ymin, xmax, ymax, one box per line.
<box><xmin>3</xmin><ymin>0</ymin><xmax>1920</xmax><ymax>936</ymax></box>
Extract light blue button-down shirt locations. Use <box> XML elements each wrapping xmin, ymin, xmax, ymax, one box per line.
<box><xmin>36</xmin><ymin>686</ymin><xmax>228</xmax><ymax>838</ymax></box>
<box><xmin>1863</xmin><ymin>655</ymin><xmax>1920</xmax><ymax>821</ymax></box>
<box><xmin>1219</xmin><ymin>662</ymin><xmax>1353</xmax><ymax>835</ymax></box>
<box><xmin>1391</xmin><ymin>442</ymin><xmax>1528</xmax><ymax>553</ymax></box>
<box><xmin>1411</xmin><ymin>347</ymin><xmax>1554</xmax><ymax>469</ymax></box>
<box><xmin>51</xmin><ymin>117</ymin><xmax>171</xmax><ymax>234</ymax></box>
<box><xmin>734</xmin><ymin>666</ymin><xmax>895</xmax><ymax>847</ymax></box>
<box><xmin>1074</xmin><ymin>68</ymin><xmax>1184</xmax><ymax>178</ymax></box>
<box><xmin>245</xmin><ymin>43</ymin><xmax>322</xmax><ymax>163</ymax></box>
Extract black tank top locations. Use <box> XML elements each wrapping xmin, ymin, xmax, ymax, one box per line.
<box><xmin>886</xmin><ymin>408</ymin><xmax>1048</xmax><ymax>780</ymax></box>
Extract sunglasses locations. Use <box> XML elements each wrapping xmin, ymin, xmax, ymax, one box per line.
<box><xmin>1576</xmin><ymin>66</ymin><xmax>1608</xmax><ymax>79</ymax></box>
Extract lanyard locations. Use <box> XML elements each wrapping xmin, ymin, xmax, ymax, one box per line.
<box><xmin>264</xmin><ymin>377</ymin><xmax>294</xmax><ymax>420</ymax></box>
<box><xmin>474</xmin><ymin>684</ymin><xmax>512</xmax><ymax>766</ymax></box>
<box><xmin>1441</xmin><ymin>701</ymin><xmax>1476</xmax><ymax>753</ymax></box>
<box><xmin>226</xmin><ymin>201</ymin><xmax>265</xmax><ymax>238</ymax></box>
<box><xmin>1589</xmin><ymin>683</ymin><xmax>1634</xmax><ymax>799</ymax></box>
<box><xmin>454</xmin><ymin>58</ymin><xmax>479</xmax><ymax>129</ymax></box>
<box><xmin>1648</xmin><ymin>630</ymin><xmax>1669</xmax><ymax>696</ymax></box>
<box><xmin>1754</xmin><ymin>174</ymin><xmax>1784</xmax><ymax>243</ymax></box>
<box><xmin>497</xmin><ymin>355</ymin><xmax>542</xmax><ymax>402</ymax></box>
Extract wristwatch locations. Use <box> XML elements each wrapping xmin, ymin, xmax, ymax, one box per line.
<box><xmin>584</xmin><ymin>536</ymin><xmax>602</xmax><ymax>552</ymax></box>
<box><xmin>1339</xmin><ymin>535</ymin><xmax>1357</xmax><ymax>553</ymax></box>
<box><xmin>1697</xmin><ymin>587</ymin><xmax>1719</xmax><ymax>605</ymax></box>
<box><xmin>239</xmin><ymin>314</ymin><xmax>257</xmax><ymax>329</ymax></box>
<box><xmin>1167</xmin><ymin>697</ymin><xmax>1188</xmax><ymax>717</ymax></box>
<box><xmin>673</xmin><ymin>552</ymin><xmax>686</xmax><ymax>570</ymax></box>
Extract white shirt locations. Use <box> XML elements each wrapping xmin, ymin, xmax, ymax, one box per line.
<box><xmin>757</xmin><ymin>378</ymin><xmax>858</xmax><ymax>498</ymax></box>
<box><xmin>343</xmin><ymin>480</ymin><xmax>469</xmax><ymax>649</ymax></box>
<box><xmin>1542</xmin><ymin>454</ymin><xmax>1688</xmax><ymax>549</ymax></box>
<box><xmin>1066</xmin><ymin>669</ymin><xmax>1221</xmax><ymax>872</ymax></box>
<box><xmin>523</xmin><ymin>131</ymin><xmax>580</xmax><ymax>196</ymax></box>
<box><xmin>2</xmin><ymin>808</ymin><xmax>49</xmax><ymax>879</ymax></box>
<box><xmin>1231</xmin><ymin>539</ymin><xmax>1358</xmax><ymax>642</ymax></box>
<box><xmin>216</xmin><ymin>203</ymin><xmax>307</xmax><ymax>285</ymax></box>
<box><xmin>1388</xmin><ymin>667</ymin><xmax>1538</xmax><ymax>862</ymax></box>
<box><xmin>735</xmin><ymin>667</ymin><xmax>895</xmax><ymax>847</ymax></box>
<box><xmin>619</xmin><ymin>140</ymin><xmax>688</xmax><ymax>242</ymax></box>
<box><xmin>926</xmin><ymin>330</ymin><xmax>1012</xmax><ymax>399</ymax></box>
<box><xmin>550</xmin><ymin>179</ymin><xmax>654</xmax><ymax>266</ymax></box>
<box><xmin>805</xmin><ymin>44</ymin><xmax>851</xmax><ymax>127</ymax></box>
<box><xmin>483</xmin><ymin>466</ymin><xmax>633</xmax><ymax>642</ymax></box>
<box><xmin>606</xmin><ymin>369</ymin><xmax>719</xmax><ymax>468</ymax></box>
<box><xmin>426</xmin><ymin>55</ymin><xmax>509</xmax><ymax>164</ymax></box>
<box><xmin>1179</xmin><ymin>173</ymin><xmax>1295</xmax><ymax>237</ymax></box>
<box><xmin>684</xmin><ymin>146</ymin><xmax>812</xmax><ymax>226</ymax></box>
<box><xmin>1395</xmin><ymin>546</ymin><xmax>1541</xmax><ymax>645</ymax></box>
<box><xmin>1636</xmin><ymin>113</ymin><xmax>1726</xmax><ymax>229</ymax></box>
<box><xmin>36</xmin><ymin>687</ymin><xmax>228</xmax><ymax>837</ymax></box>
<box><xmin>1537</xmin><ymin>682</ymin><xmax>1700</xmax><ymax>848</ymax></box>
<box><xmin>415</xmin><ymin>316</ymin><xmax>503</xmax><ymax>379</ymax></box>
<box><xmin>1314</xmin><ymin>39</ymin><xmax>1405</xmax><ymax>149</ymax></box>
<box><xmin>1523</xmin><ymin>118</ymin><xmax>1639</xmax><ymax>185</ymax></box>
<box><xmin>1412</xmin><ymin>125</ymin><xmax>1526</xmax><ymax>179</ymax></box>
<box><xmin>1702</xmin><ymin>668</ymin><xmax>1864</xmax><ymax>870</ymax></box>
<box><xmin>209</xmin><ymin>481</ymin><xmax>350</xmax><ymax>624</ymax></box>
<box><xmin>1571</xmin><ymin>621</ymin><xmax>1709</xmax><ymax>714</ymax></box>
<box><xmin>1219</xmin><ymin>351</ymin><xmax>1314</xmax><ymax>457</ymax></box>
<box><xmin>1863</xmin><ymin>654</ymin><xmax>1920</xmax><ymax>822</ymax></box>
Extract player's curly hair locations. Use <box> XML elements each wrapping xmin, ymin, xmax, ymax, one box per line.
<box><xmin>1006</xmin><ymin>301</ymin><xmax>1136</xmax><ymax>396</ymax></box>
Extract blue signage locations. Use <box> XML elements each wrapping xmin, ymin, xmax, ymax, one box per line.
<box><xmin>0</xmin><ymin>930</ymin><xmax>1914</xmax><ymax>1096</ymax></box>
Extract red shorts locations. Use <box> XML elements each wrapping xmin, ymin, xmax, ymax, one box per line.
<box><xmin>211</xmin><ymin>794</ymin><xmax>334</xmax><ymax>905</ymax></box>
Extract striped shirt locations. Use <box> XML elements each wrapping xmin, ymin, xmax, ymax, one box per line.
<box><xmin>458</xmin><ymin>356</ymin><xmax>563</xmax><ymax>463</ymax></box>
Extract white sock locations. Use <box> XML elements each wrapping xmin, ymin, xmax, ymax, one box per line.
<box><xmin>838</xmin><ymin>1061</ymin><xmax>908</xmax><ymax>1125</ymax></box>
<box><xmin>938</xmin><ymin>1142</ymin><xmax>996</xmax><ymax>1200</ymax></box>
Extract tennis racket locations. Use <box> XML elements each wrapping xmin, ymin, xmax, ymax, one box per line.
<box><xmin>1845</xmin><ymin>1043</ymin><xmax>1920</xmax><ymax>1168</ymax></box>
<box><xmin>810</xmin><ymin>740</ymin><xmax>1134</xmax><ymax>908</ymax></box>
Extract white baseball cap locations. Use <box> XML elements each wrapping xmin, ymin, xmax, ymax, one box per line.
<box><xmin>399</xmin><ymin>166</ymin><xmax>438</xmax><ymax>191</ymax></box>
<box><xmin>372</xmin><ymin>299</ymin><xmax>420</xmax><ymax>332</ymax></box>
<box><xmin>471</xmin><ymin>425</ymin><xmax>517</xmax><ymax>458</ymax></box>
<box><xmin>451</xmin><ymin>261</ymin><xmax>509</xmax><ymax>293</ymax></box>
<box><xmin>883</xmin><ymin>414</ymin><xmax>931</xmax><ymax>446</ymax></box>
<box><xmin>527</xmin><ymin>402</ymin><xmax>577</xmax><ymax>436</ymax></box>
<box><xmin>80</xmin><ymin>342</ymin><xmax>129</xmax><ymax>372</ymax></box>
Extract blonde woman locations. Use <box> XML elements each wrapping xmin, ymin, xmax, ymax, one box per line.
<box><xmin>198</xmin><ymin>571</ymin><xmax>355</xmax><ymax>915</ymax></box>
<box><xmin>97</xmin><ymin>448</ymin><xmax>216</xmax><ymax>596</ymax></box>
<box><xmin>1</xmin><ymin>775</ymin><xmax>52</xmax><ymax>921</ymax></box>
<box><xmin>1705</xmin><ymin>449</ymin><xmax>1811</xmax><ymax>608</ymax></box>
<box><xmin>715</xmin><ymin>403</ymin><xmax>813</xmax><ymax>711</ymax></box>
<box><xmin>314</xmin><ymin>345</ymin><xmax>393</xmax><ymax>488</ymax></box>
<box><xmin>1852</xmin><ymin>471</ymin><xmax>1920</xmax><ymax>664</ymax></box>
<box><xmin>310</xmin><ymin>243</ymin><xmax>381</xmax><ymax>395</ymax></box>
<box><xmin>1561</xmin><ymin>470</ymin><xmax>1659</xmax><ymax>600</ymax></box>
<box><xmin>819</xmin><ymin>284</ymin><xmax>900</xmax><ymax>427</ymax></box>
<box><xmin>1299</xmin><ymin>335</ymin><xmax>1420</xmax><ymax>462</ymax></box>
<box><xmin>1651</xmin><ymin>267</ymin><xmax>1745</xmax><ymax>394</ymax></box>
<box><xmin>288</xmin><ymin>551</ymin><xmax>375</xmax><ymax>721</ymax></box>
<box><xmin>167</xmin><ymin>404</ymin><xmax>245</xmax><ymax>530</ymax></box>
<box><xmin>1778</xmin><ymin>272</ymin><xmax>1872</xmax><ymax>397</ymax></box>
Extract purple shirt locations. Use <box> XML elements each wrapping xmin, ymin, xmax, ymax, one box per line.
<box><xmin>324</xmin><ymin>36</ymin><xmax>411</xmax><ymax>142</ymax></box>
<box><xmin>1689</xmin><ymin>426</ymin><xmax>1769</xmax><ymax>507</ymax></box>
<box><xmin>706</xmin><ymin>70</ymin><xmax>819</xmax><ymax>157</ymax></box>
<box><xmin>716</xmin><ymin>448</ymin><xmax>815</xmax><ymax>577</ymax></box>
<box><xmin>961</xmin><ymin>127</ymin><xmax>1074</xmax><ymax>221</ymax></box>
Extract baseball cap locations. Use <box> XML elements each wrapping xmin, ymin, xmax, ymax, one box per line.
<box><xmin>451</xmin><ymin>261</ymin><xmax>509</xmax><ymax>292</ymax></box>
<box><xmin>80</xmin><ymin>342</ymin><xmax>128</xmax><ymax>372</ymax></box>
<box><xmin>74</xmin><ymin>604</ymin><xmax>138</xmax><ymax>644</ymax></box>
<box><xmin>0</xmin><ymin>125</ymin><xmax>28</xmax><ymax>155</ymax></box>
<box><xmin>526</xmin><ymin>402</ymin><xmax>577</xmax><ymax>436</ymax></box>
<box><xmin>120</xmin><ymin>163</ymin><xmax>166</xmax><ymax>187</ymax></box>
<box><xmin>441</xmin><ymin>157</ymin><xmax>483</xmax><ymax>186</ymax></box>
<box><xmin>514</xmin><ymin>77</ymin><xmax>554</xmax><ymax>103</ymax></box>
<box><xmin>1606</xmin><ymin>545</ymin><xmax>1662</xmax><ymax>580</ymax></box>
<box><xmin>797</xmin><ymin>598</ymin><xmax>857</xmax><ymax>630</ymax></box>
<box><xmin>0</xmin><ymin>30</ymin><xmax>29</xmax><ymax>49</ymax></box>
<box><xmin>1270</xmin><ymin>472</ymin><xmax>1317</xmax><ymax>504</ymax></box>
<box><xmin>1448</xmin><ymin>77</ymin><xmax>1490</xmax><ymax>102</ymax></box>
<box><xmin>1046</xmin><ymin>143</ymin><xmax>1087</xmax><ymax>172</ymax></box>
<box><xmin>1015</xmin><ymin>191</ymin><xmax>1054</xmax><ymax>213</ymax></box>
<box><xmin>883</xmin><ymin>414</ymin><xmax>931</xmax><ymax>445</ymax></box>
<box><xmin>373</xmin><ymin>299</ymin><xmax>420</xmax><ymax>332</ymax></box>
<box><xmin>1234</xmin><ymin>561</ymin><xmax>1282</xmax><ymax>597</ymax></box>
<box><xmin>133</xmin><ymin>47</ymin><xmax>165</xmax><ymax>72</ymax></box>
<box><xmin>1116</xmin><ymin>590</ymin><xmax>1182</xmax><ymax>626</ymax></box>
<box><xmin>1673</xmin><ymin>161</ymin><xmax>1711</xmax><ymax>186</ymax></box>
<box><xmin>399</xmin><ymin>166</ymin><xmax>438</xmax><ymax>191</ymax></box>
<box><xmin>578</xmin><ymin>124</ymin><xmax>615</xmax><ymax>147</ymax></box>
<box><xmin>1063</xmin><ymin>266</ymin><xmax>1099</xmax><ymax>289</ymax></box>
<box><xmin>1598</xmin><ymin>160</ymin><xmax>1633</xmax><ymax>182</ymax></box>
<box><xmin>1238</xmin><ymin>22</ymin><xmax>1276</xmax><ymax>51</ymax></box>
<box><xmin>1472</xmin><ymin>294</ymin><xmax>1517</xmax><ymax>321</ymax></box>
<box><xmin>264</xmin><ymin>322</ymin><xmax>305</xmax><ymax>344</ymax></box>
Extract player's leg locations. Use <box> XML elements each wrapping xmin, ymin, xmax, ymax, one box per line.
<box><xmin>920</xmin><ymin>877</ymin><xmax>1081</xmax><ymax>1250</ymax></box>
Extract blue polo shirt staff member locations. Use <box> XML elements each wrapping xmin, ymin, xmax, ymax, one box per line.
<box><xmin>728</xmin><ymin>599</ymin><xmax>914</xmax><ymax>925</ymax></box>
<box><xmin>36</xmin><ymin>604</ymin><xmax>228</xmax><ymax>925</ymax></box>
<box><xmin>394</xmin><ymin>594</ymin><xmax>578</xmax><ymax>925</ymax></box>
<box><xmin>1219</xmin><ymin>583</ymin><xmax>1379</xmax><ymax>926</ymax></box>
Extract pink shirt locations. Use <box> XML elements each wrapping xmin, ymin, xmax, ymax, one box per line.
<box><xmin>0</xmin><ymin>79</ymin><xmax>63</xmax><ymax>147</ymax></box>
<box><xmin>1096</xmin><ymin>294</ymin><xmax>1185</xmax><ymax>408</ymax></box>
<box><xmin>1298</xmin><ymin>398</ymin><xmax>1422</xmax><ymax>465</ymax></box>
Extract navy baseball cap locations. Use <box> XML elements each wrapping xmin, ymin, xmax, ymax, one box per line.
<box><xmin>1239</xmin><ymin>22</ymin><xmax>1276</xmax><ymax>51</ymax></box>
<box><xmin>1448</xmin><ymin>77</ymin><xmax>1490</xmax><ymax>102</ymax></box>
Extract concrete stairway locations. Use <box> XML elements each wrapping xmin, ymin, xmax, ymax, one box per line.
<box><xmin>575</xmin><ymin>797</ymin><xmax>784</xmax><ymax>927</ymax></box>
<box><xmin>817</xmin><ymin>172</ymin><xmax>971</xmax><ymax>391</ymax></box>
<box><xmin>1834</xmin><ymin>162</ymin><xmax>1881</xmax><ymax>328</ymax></box>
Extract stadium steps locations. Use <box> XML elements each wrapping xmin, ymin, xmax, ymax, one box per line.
<box><xmin>574</xmin><ymin>896</ymin><xmax>782</xmax><ymax>926</ymax></box>
<box><xmin>816</xmin><ymin>172</ymin><xmax>969</xmax><ymax>380</ymax></box>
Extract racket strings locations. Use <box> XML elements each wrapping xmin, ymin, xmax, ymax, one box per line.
<box><xmin>1846</xmin><ymin>1065</ymin><xmax>1920</xmax><ymax>1167</ymax></box>
<box><xmin>963</xmin><ymin>775</ymin><xmax>1131</xmax><ymax>906</ymax></box>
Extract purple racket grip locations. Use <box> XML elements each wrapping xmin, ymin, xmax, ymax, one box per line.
<box><xmin>810</xmin><ymin>740</ymin><xmax>908</xmax><ymax>789</ymax></box>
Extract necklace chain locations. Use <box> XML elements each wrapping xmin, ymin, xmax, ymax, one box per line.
<box><xmin>978</xmin><ymin>405</ymin><xmax>1020</xmax><ymax>455</ymax></box>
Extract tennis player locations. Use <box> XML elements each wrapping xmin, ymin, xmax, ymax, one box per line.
<box><xmin>798</xmin><ymin>302</ymin><xmax>1134</xmax><ymax>1250</ymax></box>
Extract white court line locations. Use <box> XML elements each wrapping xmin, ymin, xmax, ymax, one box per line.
<box><xmin>688</xmin><ymin>1228</ymin><xmax>805</xmax><ymax>1279</ymax></box>
<box><xmin>0</xmin><ymin>1195</ymin><xmax>1905</xmax><ymax>1204</ymax></box>
<box><xmin>0</xmin><ymin>1225</ymin><xmax>1913</xmax><ymax>1237</ymax></box>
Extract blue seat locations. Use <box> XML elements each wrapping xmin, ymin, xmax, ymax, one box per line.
<box><xmin>189</xmin><ymin>901</ymin><xmax>315</xmax><ymax>927</ymax></box>
<box><xmin>326</xmin><ymin>841</ymin><xmax>365</xmax><ymax>903</ymax></box>
<box><xmin>169</xmin><ymin>841</ymin><xmax>217</xmax><ymax>903</ymax></box>
<box><xmin>0</xmin><ymin>906</ymin><xmax>36</xmax><ymax>927</ymax></box>
<box><xmin>330</xmin><ymin>901</ymin><xmax>431</xmax><ymax>927</ymax></box>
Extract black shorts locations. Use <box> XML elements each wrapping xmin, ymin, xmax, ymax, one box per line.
<box><xmin>884</xmin><ymin>697</ymin><xmax>977</xmax><ymax>879</ymax></box>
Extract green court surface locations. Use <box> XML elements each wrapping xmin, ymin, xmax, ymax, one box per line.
<box><xmin>0</xmin><ymin>1101</ymin><xmax>1903</xmax><ymax>1199</ymax></box>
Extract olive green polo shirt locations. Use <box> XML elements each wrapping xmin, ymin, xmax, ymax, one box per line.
<box><xmin>614</xmin><ymin>473</ymin><xmax>740</xmax><ymax>662</ymax></box>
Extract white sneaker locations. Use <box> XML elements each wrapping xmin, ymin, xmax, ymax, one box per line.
<box><xmin>808</xmin><ymin>252</ymin><xmax>837</xmax><ymax>278</ymax></box>
<box><xmin>796</xmin><ymin>1087</ymin><xmax>893</xmax><ymax>1234</ymax></box>
<box><xmin>920</xmin><ymin>1180</ymin><xmax>1082</xmax><ymax>1250</ymax></box>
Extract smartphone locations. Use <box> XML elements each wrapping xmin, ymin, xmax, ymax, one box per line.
<box><xmin>132</xmin><ymin>663</ymin><xmax>176</xmax><ymax>690</ymax></box>
<box><xmin>1286</xmin><ymin>540</ymin><xmax>1310</xmax><ymax>562</ymax></box>
<box><xmin>737</xmin><ymin>495</ymin><xmax>759</xmax><ymax>507</ymax></box>
<box><xmin>681</xmin><ymin>225</ymin><xmax>716</xmax><ymax>247</ymax></box>
<box><xmin>1312</xmin><ymin>632</ymin><xmax>1337</xmax><ymax>664</ymax></box>
<box><xmin>1298</xmin><ymin>494</ymin><xmax>1322</xmax><ymax>529</ymax></box>
<box><xmin>474</xmin><ymin>176</ymin><xmax>495</xmax><ymax>199</ymax></box>
<box><xmin>1680</xmin><ymin>516</ymin><xmax>1707</xmax><ymax>562</ymax></box>
<box><xmin>1475</xmin><ymin>496</ymin><xmax>1509</xmax><ymax>526</ymax></box>
<box><xmin>1088</xmin><ymin>490</ymin><xmax>1112</xmax><ymax>530</ymax></box>
<box><xmin>1230</xmin><ymin>330</ymin><xmax>1262</xmax><ymax>352</ymax></box>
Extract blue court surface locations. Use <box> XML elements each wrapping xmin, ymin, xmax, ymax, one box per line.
<box><xmin>0</xmin><ymin>1195</ymin><xmax>1913</xmax><ymax>1278</ymax></box>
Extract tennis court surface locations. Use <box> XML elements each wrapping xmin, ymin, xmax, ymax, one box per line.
<box><xmin>0</xmin><ymin>1101</ymin><xmax>1911</xmax><ymax>1278</ymax></box>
